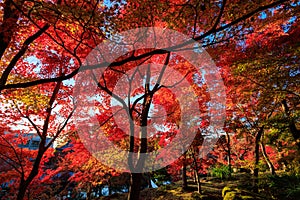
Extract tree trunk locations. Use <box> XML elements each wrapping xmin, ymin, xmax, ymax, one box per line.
<box><xmin>108</xmin><ymin>184</ymin><xmax>112</xmax><ymax>196</ymax></box>
<box><xmin>86</xmin><ymin>184</ymin><xmax>92</xmax><ymax>200</ymax></box>
<box><xmin>182</xmin><ymin>163</ymin><xmax>188</xmax><ymax>190</ymax></box>
<box><xmin>17</xmin><ymin>180</ymin><xmax>27</xmax><ymax>200</ymax></box>
<box><xmin>147</xmin><ymin>173</ymin><xmax>152</xmax><ymax>188</ymax></box>
<box><xmin>193</xmin><ymin>171</ymin><xmax>197</xmax><ymax>183</ymax></box>
<box><xmin>191</xmin><ymin>146</ymin><xmax>202</xmax><ymax>194</ymax></box>
<box><xmin>182</xmin><ymin>168</ymin><xmax>187</xmax><ymax>188</ymax></box>
<box><xmin>282</xmin><ymin>99</ymin><xmax>300</xmax><ymax>150</ymax></box>
<box><xmin>17</xmin><ymin>76</ymin><xmax>63</xmax><ymax>200</ymax></box>
<box><xmin>128</xmin><ymin>173</ymin><xmax>142</xmax><ymax>200</ymax></box>
<box><xmin>260</xmin><ymin>133</ymin><xmax>276</xmax><ymax>175</ymax></box>
<box><xmin>0</xmin><ymin>0</ymin><xmax>23</xmax><ymax>60</ymax></box>
<box><xmin>253</xmin><ymin>126</ymin><xmax>264</xmax><ymax>193</ymax></box>
<box><xmin>17</xmin><ymin>146</ymin><xmax>46</xmax><ymax>200</ymax></box>
<box><xmin>226</xmin><ymin>132</ymin><xmax>232</xmax><ymax>179</ymax></box>
<box><xmin>127</xmin><ymin>56</ymin><xmax>170</xmax><ymax>200</ymax></box>
<box><xmin>194</xmin><ymin>169</ymin><xmax>201</xmax><ymax>194</ymax></box>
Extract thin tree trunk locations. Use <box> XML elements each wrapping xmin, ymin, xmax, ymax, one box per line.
<box><xmin>194</xmin><ymin>169</ymin><xmax>201</xmax><ymax>194</ymax></box>
<box><xmin>260</xmin><ymin>133</ymin><xmax>276</xmax><ymax>175</ymax></box>
<box><xmin>86</xmin><ymin>184</ymin><xmax>92</xmax><ymax>200</ymax></box>
<box><xmin>282</xmin><ymin>99</ymin><xmax>300</xmax><ymax>150</ymax></box>
<box><xmin>108</xmin><ymin>183</ymin><xmax>112</xmax><ymax>196</ymax></box>
<box><xmin>226</xmin><ymin>132</ymin><xmax>232</xmax><ymax>178</ymax></box>
<box><xmin>191</xmin><ymin>147</ymin><xmax>202</xmax><ymax>194</ymax></box>
<box><xmin>17</xmin><ymin>148</ymin><xmax>45</xmax><ymax>200</ymax></box>
<box><xmin>147</xmin><ymin>173</ymin><xmax>152</xmax><ymax>188</ymax></box>
<box><xmin>182</xmin><ymin>162</ymin><xmax>188</xmax><ymax>190</ymax></box>
<box><xmin>181</xmin><ymin>150</ymin><xmax>188</xmax><ymax>191</ymax></box>
<box><xmin>193</xmin><ymin>171</ymin><xmax>197</xmax><ymax>183</ymax></box>
<box><xmin>253</xmin><ymin>126</ymin><xmax>264</xmax><ymax>193</ymax></box>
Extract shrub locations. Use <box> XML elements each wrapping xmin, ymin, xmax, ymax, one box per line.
<box><xmin>265</xmin><ymin>173</ymin><xmax>300</xmax><ymax>199</ymax></box>
<box><xmin>286</xmin><ymin>185</ymin><xmax>300</xmax><ymax>199</ymax></box>
<box><xmin>210</xmin><ymin>164</ymin><xmax>232</xmax><ymax>180</ymax></box>
<box><xmin>153</xmin><ymin>167</ymin><xmax>172</xmax><ymax>186</ymax></box>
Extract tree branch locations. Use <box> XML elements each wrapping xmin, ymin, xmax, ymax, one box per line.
<box><xmin>0</xmin><ymin>24</ymin><xmax>49</xmax><ymax>92</ymax></box>
<box><xmin>1</xmin><ymin>0</ymin><xmax>289</xmax><ymax>91</ymax></box>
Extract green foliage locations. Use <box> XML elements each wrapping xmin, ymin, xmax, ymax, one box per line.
<box><xmin>257</xmin><ymin>160</ymin><xmax>268</xmax><ymax>173</ymax></box>
<box><xmin>286</xmin><ymin>185</ymin><xmax>300</xmax><ymax>199</ymax></box>
<box><xmin>157</xmin><ymin>183</ymin><xmax>178</xmax><ymax>192</ymax></box>
<box><xmin>287</xmin><ymin>160</ymin><xmax>300</xmax><ymax>176</ymax></box>
<box><xmin>152</xmin><ymin>167</ymin><xmax>172</xmax><ymax>186</ymax></box>
<box><xmin>260</xmin><ymin>173</ymin><xmax>300</xmax><ymax>199</ymax></box>
<box><xmin>210</xmin><ymin>164</ymin><xmax>232</xmax><ymax>180</ymax></box>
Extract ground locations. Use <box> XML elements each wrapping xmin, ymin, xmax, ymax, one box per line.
<box><xmin>99</xmin><ymin>172</ymin><xmax>300</xmax><ymax>200</ymax></box>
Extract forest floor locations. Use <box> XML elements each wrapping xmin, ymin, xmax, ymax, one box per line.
<box><xmin>100</xmin><ymin>172</ymin><xmax>300</xmax><ymax>200</ymax></box>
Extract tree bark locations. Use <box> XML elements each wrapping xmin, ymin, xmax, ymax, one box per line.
<box><xmin>0</xmin><ymin>0</ymin><xmax>23</xmax><ymax>60</ymax></box>
<box><xmin>17</xmin><ymin>179</ymin><xmax>27</xmax><ymax>200</ymax></box>
<box><xmin>86</xmin><ymin>183</ymin><xmax>92</xmax><ymax>200</ymax></box>
<box><xmin>108</xmin><ymin>183</ymin><xmax>112</xmax><ymax>196</ymax></box>
<box><xmin>253</xmin><ymin>126</ymin><xmax>264</xmax><ymax>193</ymax></box>
<box><xmin>191</xmin><ymin>147</ymin><xmax>201</xmax><ymax>194</ymax></box>
<box><xmin>16</xmin><ymin>81</ymin><xmax>63</xmax><ymax>200</ymax></box>
<box><xmin>147</xmin><ymin>173</ymin><xmax>152</xmax><ymax>188</ymax></box>
<box><xmin>182</xmin><ymin>161</ymin><xmax>188</xmax><ymax>190</ymax></box>
<box><xmin>17</xmin><ymin>147</ymin><xmax>45</xmax><ymax>200</ymax></box>
<box><xmin>226</xmin><ymin>132</ymin><xmax>232</xmax><ymax>178</ymax></box>
<box><xmin>194</xmin><ymin>169</ymin><xmax>201</xmax><ymax>194</ymax></box>
<box><xmin>282</xmin><ymin>99</ymin><xmax>300</xmax><ymax>150</ymax></box>
<box><xmin>128</xmin><ymin>65</ymin><xmax>155</xmax><ymax>200</ymax></box>
<box><xmin>128</xmin><ymin>173</ymin><xmax>142</xmax><ymax>200</ymax></box>
<box><xmin>260</xmin><ymin>133</ymin><xmax>276</xmax><ymax>175</ymax></box>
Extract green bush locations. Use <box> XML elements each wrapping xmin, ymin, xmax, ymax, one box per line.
<box><xmin>157</xmin><ymin>183</ymin><xmax>178</xmax><ymax>192</ymax></box>
<box><xmin>152</xmin><ymin>167</ymin><xmax>172</xmax><ymax>186</ymax></box>
<box><xmin>265</xmin><ymin>173</ymin><xmax>300</xmax><ymax>199</ymax></box>
<box><xmin>257</xmin><ymin>160</ymin><xmax>268</xmax><ymax>173</ymax></box>
<box><xmin>288</xmin><ymin>160</ymin><xmax>300</xmax><ymax>176</ymax></box>
<box><xmin>210</xmin><ymin>164</ymin><xmax>232</xmax><ymax>180</ymax></box>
